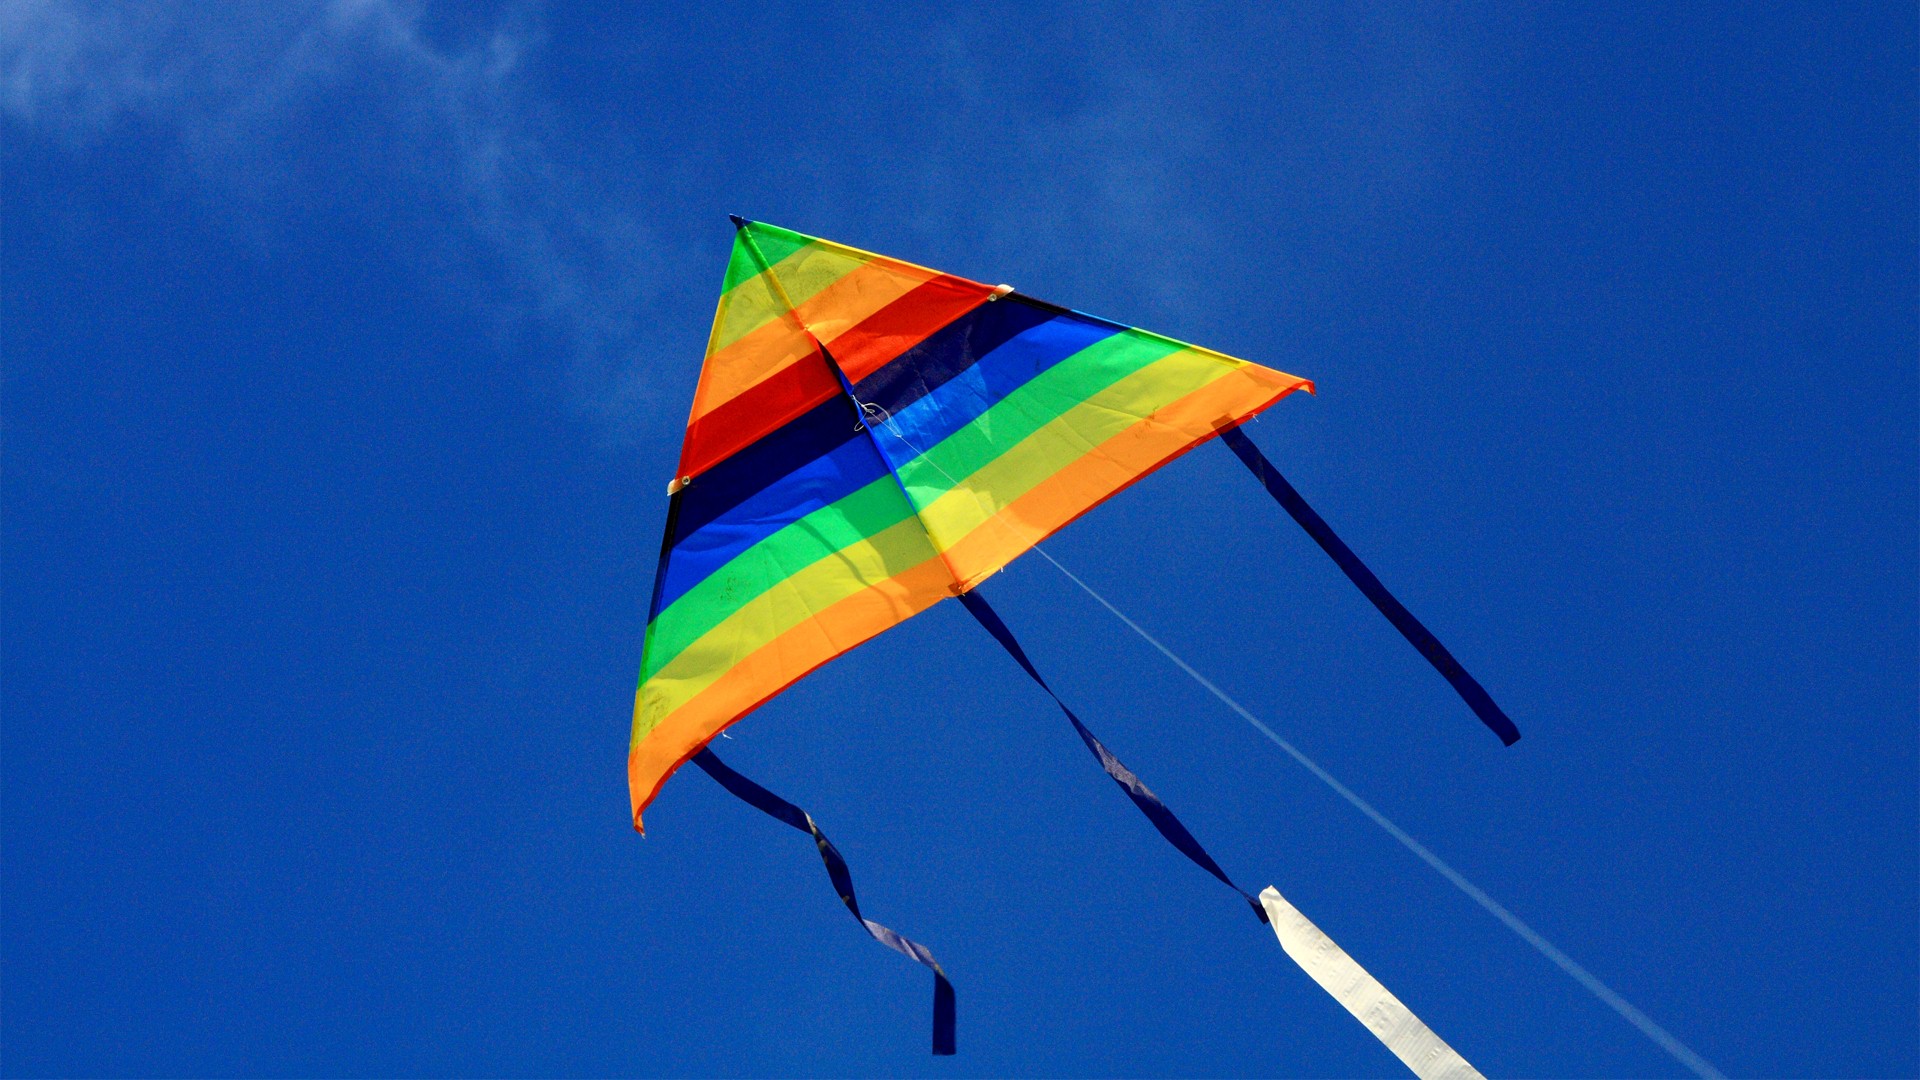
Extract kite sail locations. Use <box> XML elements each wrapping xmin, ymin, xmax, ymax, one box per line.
<box><xmin>631</xmin><ymin>217</ymin><xmax>1517</xmax><ymax>1066</ymax></box>
<box><xmin>632</xmin><ymin>218</ymin><xmax>1312</xmax><ymax>827</ymax></box>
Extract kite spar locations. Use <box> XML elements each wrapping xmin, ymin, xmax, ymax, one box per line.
<box><xmin>630</xmin><ymin>218</ymin><xmax>1519</xmax><ymax>1066</ymax></box>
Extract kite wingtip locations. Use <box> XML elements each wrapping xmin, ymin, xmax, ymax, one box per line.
<box><xmin>728</xmin><ymin>214</ymin><xmax>749</xmax><ymax>230</ymax></box>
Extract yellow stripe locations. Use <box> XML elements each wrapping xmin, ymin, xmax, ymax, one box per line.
<box><xmin>905</xmin><ymin>348</ymin><xmax>1243</xmax><ymax>550</ymax></box>
<box><xmin>635</xmin><ymin>515</ymin><xmax>943</xmax><ymax>736</ymax></box>
<box><xmin>628</xmin><ymin>554</ymin><xmax>955</xmax><ymax>828</ymax></box>
<box><xmin>761</xmin><ymin>226</ymin><xmax>965</xmax><ymax>288</ymax></box>
<box><xmin>709</xmin><ymin>242</ymin><xmax>872</xmax><ymax>354</ymax></box>
<box><xmin>940</xmin><ymin>365</ymin><xmax>1307</xmax><ymax>586</ymax></box>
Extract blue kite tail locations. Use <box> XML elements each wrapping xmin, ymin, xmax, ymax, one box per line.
<box><xmin>691</xmin><ymin>748</ymin><xmax>957</xmax><ymax>1055</ymax></box>
<box><xmin>958</xmin><ymin>588</ymin><xmax>1269</xmax><ymax>925</ymax></box>
<box><xmin>1216</xmin><ymin>423</ymin><xmax>1521</xmax><ymax>746</ymax></box>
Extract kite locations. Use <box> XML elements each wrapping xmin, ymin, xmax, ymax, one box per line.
<box><xmin>630</xmin><ymin>218</ymin><xmax>1517</xmax><ymax>1071</ymax></box>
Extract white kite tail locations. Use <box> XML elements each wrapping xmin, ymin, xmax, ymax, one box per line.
<box><xmin>1259</xmin><ymin>886</ymin><xmax>1484</xmax><ymax>1080</ymax></box>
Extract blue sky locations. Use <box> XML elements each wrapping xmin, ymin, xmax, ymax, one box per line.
<box><xmin>3</xmin><ymin>2</ymin><xmax>1914</xmax><ymax>1076</ymax></box>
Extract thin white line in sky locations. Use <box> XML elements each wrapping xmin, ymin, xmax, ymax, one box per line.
<box><xmin>868</xmin><ymin>409</ymin><xmax>1721</xmax><ymax>1078</ymax></box>
<box><xmin>1028</xmin><ymin>545</ymin><xmax>1725</xmax><ymax>1080</ymax></box>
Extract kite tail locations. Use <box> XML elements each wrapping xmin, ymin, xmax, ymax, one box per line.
<box><xmin>691</xmin><ymin>748</ymin><xmax>957</xmax><ymax>1055</ymax></box>
<box><xmin>957</xmin><ymin>588</ymin><xmax>1268</xmax><ymax>924</ymax></box>
<box><xmin>1215</xmin><ymin>424</ymin><xmax>1522</xmax><ymax>747</ymax></box>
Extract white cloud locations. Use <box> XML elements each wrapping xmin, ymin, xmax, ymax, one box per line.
<box><xmin>2</xmin><ymin>1</ymin><xmax>164</xmax><ymax>129</ymax></box>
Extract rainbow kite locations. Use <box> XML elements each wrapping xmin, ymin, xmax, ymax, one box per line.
<box><xmin>631</xmin><ymin>218</ymin><xmax>1517</xmax><ymax>1070</ymax></box>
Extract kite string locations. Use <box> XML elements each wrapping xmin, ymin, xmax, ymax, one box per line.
<box><xmin>1028</xmin><ymin>545</ymin><xmax>1725</xmax><ymax>1080</ymax></box>
<box><xmin>865</xmin><ymin>411</ymin><xmax>1721</xmax><ymax>1078</ymax></box>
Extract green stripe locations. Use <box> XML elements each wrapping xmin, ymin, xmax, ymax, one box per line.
<box><xmin>639</xmin><ymin>475</ymin><xmax>922</xmax><ymax>682</ymax></box>
<box><xmin>720</xmin><ymin>223</ymin><xmax>815</xmax><ymax>295</ymax></box>
<box><xmin>638</xmin><ymin>515</ymin><xmax>939</xmax><ymax>719</ymax></box>
<box><xmin>893</xmin><ymin>329</ymin><xmax>1186</xmax><ymax>502</ymax></box>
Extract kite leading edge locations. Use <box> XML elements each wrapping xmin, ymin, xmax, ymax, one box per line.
<box><xmin>629</xmin><ymin>217</ymin><xmax>1517</xmax><ymax>1065</ymax></box>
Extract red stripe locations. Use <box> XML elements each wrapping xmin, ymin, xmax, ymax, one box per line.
<box><xmin>834</xmin><ymin>275</ymin><xmax>995</xmax><ymax>381</ymax></box>
<box><xmin>678</xmin><ymin>348</ymin><xmax>839</xmax><ymax>479</ymax></box>
<box><xmin>676</xmin><ymin>276</ymin><xmax>995</xmax><ymax>479</ymax></box>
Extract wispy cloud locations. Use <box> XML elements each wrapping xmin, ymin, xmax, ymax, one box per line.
<box><xmin>3</xmin><ymin>0</ymin><xmax>167</xmax><ymax>130</ymax></box>
<box><xmin>3</xmin><ymin>2</ymin><xmax>1475</xmax><ymax>439</ymax></box>
<box><xmin>3</xmin><ymin>0</ymin><xmax>669</xmax><ymax>439</ymax></box>
<box><xmin>769</xmin><ymin>4</ymin><xmax>1470</xmax><ymax>345</ymax></box>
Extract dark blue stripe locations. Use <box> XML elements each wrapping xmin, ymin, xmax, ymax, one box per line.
<box><xmin>653</xmin><ymin>393</ymin><xmax>885</xmax><ymax>616</ymax></box>
<box><xmin>852</xmin><ymin>294</ymin><xmax>1058</xmax><ymax>413</ymax></box>
<box><xmin>858</xmin><ymin>307</ymin><xmax>1122</xmax><ymax>462</ymax></box>
<box><xmin>1218</xmin><ymin>424</ymin><xmax>1522</xmax><ymax>746</ymax></box>
<box><xmin>692</xmin><ymin>748</ymin><xmax>957</xmax><ymax>1055</ymax></box>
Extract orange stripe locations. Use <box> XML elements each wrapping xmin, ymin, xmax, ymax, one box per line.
<box><xmin>628</xmin><ymin>556</ymin><xmax>954</xmax><ymax>830</ymax></box>
<box><xmin>678</xmin><ymin>347</ymin><xmax>840</xmax><ymax>479</ymax></box>
<box><xmin>687</xmin><ymin>260</ymin><xmax>935</xmax><ymax>429</ymax></box>
<box><xmin>683</xmin><ymin>320</ymin><xmax>814</xmax><ymax>436</ymax></box>
<box><xmin>943</xmin><ymin>366</ymin><xmax>1312</xmax><ymax>587</ymax></box>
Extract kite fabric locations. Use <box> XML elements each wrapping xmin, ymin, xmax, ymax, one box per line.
<box><xmin>631</xmin><ymin>218</ymin><xmax>1312</xmax><ymax>829</ymax></box>
<box><xmin>689</xmin><ymin>748</ymin><xmax>955</xmax><ymax>1055</ymax></box>
<box><xmin>1258</xmin><ymin>885</ymin><xmax>1484</xmax><ymax>1080</ymax></box>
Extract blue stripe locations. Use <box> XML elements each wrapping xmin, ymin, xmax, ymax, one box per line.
<box><xmin>653</xmin><ymin>393</ymin><xmax>887</xmax><ymax>615</ymax></box>
<box><xmin>859</xmin><ymin>310</ymin><xmax>1121</xmax><ymax>461</ymax></box>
